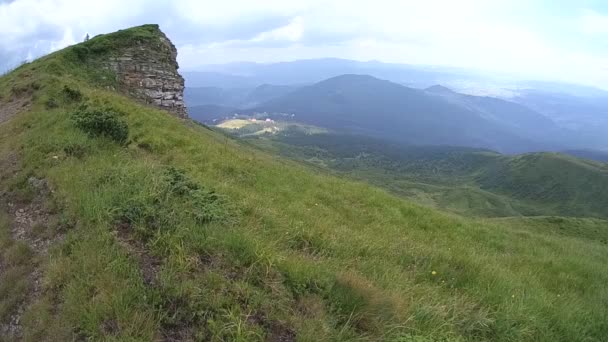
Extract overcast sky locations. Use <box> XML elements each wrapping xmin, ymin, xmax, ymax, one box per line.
<box><xmin>2</xmin><ymin>0</ymin><xmax>608</xmax><ymax>88</ymax></box>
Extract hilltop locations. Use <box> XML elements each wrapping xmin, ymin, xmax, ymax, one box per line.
<box><xmin>0</xmin><ymin>25</ymin><xmax>607</xmax><ymax>341</ymax></box>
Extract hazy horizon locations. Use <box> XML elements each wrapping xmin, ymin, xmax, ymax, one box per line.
<box><xmin>2</xmin><ymin>0</ymin><xmax>608</xmax><ymax>89</ymax></box>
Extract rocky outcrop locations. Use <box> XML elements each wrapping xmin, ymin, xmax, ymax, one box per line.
<box><xmin>102</xmin><ymin>28</ymin><xmax>187</xmax><ymax>118</ymax></box>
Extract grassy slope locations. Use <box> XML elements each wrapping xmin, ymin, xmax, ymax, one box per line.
<box><xmin>245</xmin><ymin>132</ymin><xmax>608</xmax><ymax>219</ymax></box>
<box><xmin>476</xmin><ymin>153</ymin><xmax>608</xmax><ymax>217</ymax></box>
<box><xmin>0</xmin><ymin>26</ymin><xmax>607</xmax><ymax>341</ymax></box>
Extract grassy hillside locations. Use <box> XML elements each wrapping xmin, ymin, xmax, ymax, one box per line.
<box><xmin>474</xmin><ymin>153</ymin><xmax>608</xmax><ymax>218</ymax></box>
<box><xmin>1</xmin><ymin>25</ymin><xmax>608</xmax><ymax>341</ymax></box>
<box><xmin>242</xmin><ymin>131</ymin><xmax>608</xmax><ymax>219</ymax></box>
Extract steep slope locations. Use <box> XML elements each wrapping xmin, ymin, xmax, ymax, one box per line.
<box><xmin>256</xmin><ymin>75</ymin><xmax>558</xmax><ymax>153</ymax></box>
<box><xmin>0</xmin><ymin>25</ymin><xmax>607</xmax><ymax>341</ymax></box>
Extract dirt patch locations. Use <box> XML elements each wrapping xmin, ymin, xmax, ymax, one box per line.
<box><xmin>100</xmin><ymin>319</ymin><xmax>119</xmax><ymax>336</ymax></box>
<box><xmin>161</xmin><ymin>324</ymin><xmax>195</xmax><ymax>342</ymax></box>
<box><xmin>0</xmin><ymin>155</ymin><xmax>64</xmax><ymax>340</ymax></box>
<box><xmin>247</xmin><ymin>312</ymin><xmax>295</xmax><ymax>342</ymax></box>
<box><xmin>0</xmin><ymin>153</ymin><xmax>19</xmax><ymax>186</ymax></box>
<box><xmin>113</xmin><ymin>221</ymin><xmax>198</xmax><ymax>341</ymax></box>
<box><xmin>267</xmin><ymin>321</ymin><xmax>296</xmax><ymax>342</ymax></box>
<box><xmin>113</xmin><ymin>222</ymin><xmax>162</xmax><ymax>287</ymax></box>
<box><xmin>0</xmin><ymin>96</ymin><xmax>31</xmax><ymax>125</ymax></box>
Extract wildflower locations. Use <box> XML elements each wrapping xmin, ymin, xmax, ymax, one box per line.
<box><xmin>431</xmin><ymin>271</ymin><xmax>437</xmax><ymax>275</ymax></box>
<box><xmin>52</xmin><ymin>155</ymin><xmax>59</xmax><ymax>159</ymax></box>
<box><xmin>511</xmin><ymin>294</ymin><xmax>515</xmax><ymax>298</ymax></box>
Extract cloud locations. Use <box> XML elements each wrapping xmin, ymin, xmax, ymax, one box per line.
<box><xmin>251</xmin><ymin>16</ymin><xmax>304</xmax><ymax>43</ymax></box>
<box><xmin>580</xmin><ymin>10</ymin><xmax>608</xmax><ymax>35</ymax></box>
<box><xmin>0</xmin><ymin>0</ymin><xmax>607</xmax><ymax>88</ymax></box>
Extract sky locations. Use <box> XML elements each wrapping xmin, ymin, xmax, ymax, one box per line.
<box><xmin>2</xmin><ymin>0</ymin><xmax>608</xmax><ymax>89</ymax></box>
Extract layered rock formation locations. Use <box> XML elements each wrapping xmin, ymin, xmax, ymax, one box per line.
<box><xmin>102</xmin><ymin>27</ymin><xmax>187</xmax><ymax>118</ymax></box>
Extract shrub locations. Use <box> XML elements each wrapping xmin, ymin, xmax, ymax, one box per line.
<box><xmin>71</xmin><ymin>45</ymin><xmax>90</xmax><ymax>62</ymax></box>
<box><xmin>164</xmin><ymin>167</ymin><xmax>227</xmax><ymax>224</ymax></box>
<box><xmin>62</xmin><ymin>85</ymin><xmax>83</xmax><ymax>102</ymax></box>
<box><xmin>45</xmin><ymin>98</ymin><xmax>59</xmax><ymax>109</ymax></box>
<box><xmin>72</xmin><ymin>106</ymin><xmax>129</xmax><ymax>144</ymax></box>
<box><xmin>114</xmin><ymin>167</ymin><xmax>229</xmax><ymax>239</ymax></box>
<box><xmin>63</xmin><ymin>143</ymin><xmax>88</xmax><ymax>159</ymax></box>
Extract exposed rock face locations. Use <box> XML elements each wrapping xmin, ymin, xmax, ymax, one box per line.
<box><xmin>103</xmin><ymin>30</ymin><xmax>187</xmax><ymax>118</ymax></box>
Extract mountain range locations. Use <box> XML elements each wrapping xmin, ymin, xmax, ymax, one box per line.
<box><xmin>184</xmin><ymin>58</ymin><xmax>608</xmax><ymax>152</ymax></box>
<box><xmin>253</xmin><ymin>74</ymin><xmax>569</xmax><ymax>153</ymax></box>
<box><xmin>183</xmin><ymin>58</ymin><xmax>476</xmax><ymax>89</ymax></box>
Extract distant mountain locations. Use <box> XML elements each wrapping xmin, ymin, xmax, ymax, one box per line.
<box><xmin>509</xmin><ymin>89</ymin><xmax>608</xmax><ymax>150</ymax></box>
<box><xmin>254</xmin><ymin>74</ymin><xmax>565</xmax><ymax>153</ymax></box>
<box><xmin>242</xmin><ymin>84</ymin><xmax>298</xmax><ymax>106</ymax></box>
<box><xmin>561</xmin><ymin>149</ymin><xmax>608</xmax><ymax>163</ymax></box>
<box><xmin>185</xmin><ymin>84</ymin><xmax>300</xmax><ymax>109</ymax></box>
<box><xmin>184</xmin><ymin>86</ymin><xmax>250</xmax><ymax>107</ymax></box>
<box><xmin>188</xmin><ymin>104</ymin><xmax>240</xmax><ymax>123</ymax></box>
<box><xmin>185</xmin><ymin>58</ymin><xmax>608</xmax><ymax>100</ymax></box>
<box><xmin>515</xmin><ymin>81</ymin><xmax>608</xmax><ymax>98</ymax></box>
<box><xmin>425</xmin><ymin>85</ymin><xmax>563</xmax><ymax>144</ymax></box>
<box><xmin>183</xmin><ymin>71</ymin><xmax>259</xmax><ymax>88</ymax></box>
<box><xmin>184</xmin><ymin>58</ymin><xmax>479</xmax><ymax>89</ymax></box>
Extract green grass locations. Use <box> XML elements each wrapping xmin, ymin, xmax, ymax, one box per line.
<box><xmin>0</xmin><ymin>25</ymin><xmax>607</xmax><ymax>341</ymax></box>
<box><xmin>246</xmin><ymin>132</ymin><xmax>608</xmax><ymax>219</ymax></box>
<box><xmin>0</xmin><ymin>212</ymin><xmax>34</xmax><ymax>324</ymax></box>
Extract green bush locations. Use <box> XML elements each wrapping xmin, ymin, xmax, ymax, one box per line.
<box><xmin>72</xmin><ymin>106</ymin><xmax>129</xmax><ymax>144</ymax></box>
<box><xmin>115</xmin><ymin>167</ymin><xmax>229</xmax><ymax>239</ymax></box>
<box><xmin>164</xmin><ymin>167</ymin><xmax>227</xmax><ymax>224</ymax></box>
<box><xmin>62</xmin><ymin>85</ymin><xmax>83</xmax><ymax>102</ymax></box>
<box><xmin>71</xmin><ymin>45</ymin><xmax>90</xmax><ymax>62</ymax></box>
<box><xmin>45</xmin><ymin>98</ymin><xmax>59</xmax><ymax>109</ymax></box>
<box><xmin>63</xmin><ymin>143</ymin><xmax>88</xmax><ymax>159</ymax></box>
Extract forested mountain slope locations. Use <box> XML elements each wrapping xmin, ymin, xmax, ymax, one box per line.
<box><xmin>256</xmin><ymin>75</ymin><xmax>564</xmax><ymax>153</ymax></box>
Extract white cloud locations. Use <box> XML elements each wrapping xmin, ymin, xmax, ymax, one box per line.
<box><xmin>251</xmin><ymin>16</ymin><xmax>304</xmax><ymax>43</ymax></box>
<box><xmin>580</xmin><ymin>9</ymin><xmax>608</xmax><ymax>35</ymax></box>
<box><xmin>1</xmin><ymin>0</ymin><xmax>607</xmax><ymax>88</ymax></box>
<box><xmin>49</xmin><ymin>27</ymin><xmax>75</xmax><ymax>52</ymax></box>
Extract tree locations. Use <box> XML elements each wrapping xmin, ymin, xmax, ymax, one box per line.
<box><xmin>84</xmin><ymin>33</ymin><xmax>90</xmax><ymax>42</ymax></box>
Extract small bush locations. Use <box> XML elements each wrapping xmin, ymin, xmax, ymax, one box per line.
<box><xmin>115</xmin><ymin>167</ymin><xmax>229</xmax><ymax>239</ymax></box>
<box><xmin>72</xmin><ymin>106</ymin><xmax>129</xmax><ymax>144</ymax></box>
<box><xmin>63</xmin><ymin>143</ymin><xmax>88</xmax><ymax>159</ymax></box>
<box><xmin>62</xmin><ymin>85</ymin><xmax>83</xmax><ymax>102</ymax></box>
<box><xmin>11</xmin><ymin>81</ymin><xmax>40</xmax><ymax>97</ymax></box>
<box><xmin>71</xmin><ymin>45</ymin><xmax>90</xmax><ymax>62</ymax></box>
<box><xmin>45</xmin><ymin>98</ymin><xmax>59</xmax><ymax>109</ymax></box>
<box><xmin>164</xmin><ymin>167</ymin><xmax>227</xmax><ymax>224</ymax></box>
